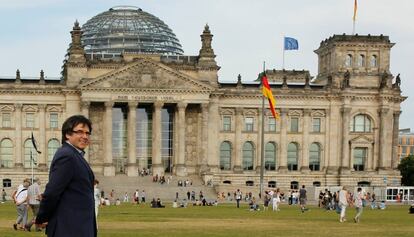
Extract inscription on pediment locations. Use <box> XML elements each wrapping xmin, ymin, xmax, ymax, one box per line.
<box><xmin>101</xmin><ymin>64</ymin><xmax>194</xmax><ymax>89</ymax></box>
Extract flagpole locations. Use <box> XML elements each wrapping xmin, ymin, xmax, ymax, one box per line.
<box><xmin>352</xmin><ymin>20</ymin><xmax>356</xmax><ymax>35</ymax></box>
<box><xmin>259</xmin><ymin>61</ymin><xmax>266</xmax><ymax>200</ymax></box>
<box><xmin>352</xmin><ymin>0</ymin><xmax>357</xmax><ymax>35</ymax></box>
<box><xmin>282</xmin><ymin>36</ymin><xmax>285</xmax><ymax>69</ymax></box>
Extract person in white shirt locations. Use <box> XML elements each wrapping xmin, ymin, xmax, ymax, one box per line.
<box><xmin>94</xmin><ymin>180</ymin><xmax>101</xmax><ymax>218</ymax></box>
<box><xmin>338</xmin><ymin>186</ymin><xmax>350</xmax><ymax>222</ymax></box>
<box><xmin>13</xmin><ymin>179</ymin><xmax>30</xmax><ymax>231</ymax></box>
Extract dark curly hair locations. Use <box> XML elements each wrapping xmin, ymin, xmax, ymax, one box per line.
<box><xmin>61</xmin><ymin>115</ymin><xmax>92</xmax><ymax>143</ymax></box>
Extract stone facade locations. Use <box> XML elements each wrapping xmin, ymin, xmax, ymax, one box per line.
<box><xmin>0</xmin><ymin>23</ymin><xmax>406</xmax><ymax>193</ymax></box>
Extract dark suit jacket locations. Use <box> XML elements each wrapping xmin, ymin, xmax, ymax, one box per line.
<box><xmin>36</xmin><ymin>142</ymin><xmax>97</xmax><ymax>237</ymax></box>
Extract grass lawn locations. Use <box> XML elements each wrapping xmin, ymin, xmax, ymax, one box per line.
<box><xmin>0</xmin><ymin>202</ymin><xmax>413</xmax><ymax>237</ymax></box>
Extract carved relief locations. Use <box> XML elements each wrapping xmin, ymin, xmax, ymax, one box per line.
<box><xmin>89</xmin><ymin>104</ymin><xmax>104</xmax><ymax>164</ymax></box>
<box><xmin>185</xmin><ymin>106</ymin><xmax>200</xmax><ymax>166</ymax></box>
<box><xmin>89</xmin><ymin>62</ymin><xmax>200</xmax><ymax>90</ymax></box>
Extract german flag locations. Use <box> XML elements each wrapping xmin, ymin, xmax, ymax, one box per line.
<box><xmin>353</xmin><ymin>0</ymin><xmax>358</xmax><ymax>21</ymax></box>
<box><xmin>260</xmin><ymin>72</ymin><xmax>279</xmax><ymax>119</ymax></box>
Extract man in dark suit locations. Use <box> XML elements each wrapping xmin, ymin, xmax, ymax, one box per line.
<box><xmin>36</xmin><ymin>115</ymin><xmax>97</xmax><ymax>237</ymax></box>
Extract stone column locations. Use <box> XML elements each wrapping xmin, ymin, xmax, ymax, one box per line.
<box><xmin>38</xmin><ymin>104</ymin><xmax>47</xmax><ymax>170</ymax></box>
<box><xmin>233</xmin><ymin>107</ymin><xmax>243</xmax><ymax>173</ymax></box>
<box><xmin>81</xmin><ymin>101</ymin><xmax>90</xmax><ymax>118</ymax></box>
<box><xmin>378</xmin><ymin>107</ymin><xmax>391</xmax><ymax>171</ymax></box>
<box><xmin>14</xmin><ymin>103</ymin><xmax>23</xmax><ymax>168</ymax></box>
<box><xmin>340</xmin><ymin>107</ymin><xmax>351</xmax><ymax>174</ymax></box>
<box><xmin>199</xmin><ymin>103</ymin><xmax>209</xmax><ymax>173</ymax></box>
<box><xmin>80</xmin><ymin>101</ymin><xmax>90</xmax><ymax>162</ymax></box>
<box><xmin>152</xmin><ymin>101</ymin><xmax>164</xmax><ymax>176</ymax></box>
<box><xmin>301</xmin><ymin>109</ymin><xmax>311</xmax><ymax>173</ymax></box>
<box><xmin>176</xmin><ymin>102</ymin><xmax>188</xmax><ymax>176</ymax></box>
<box><xmin>278</xmin><ymin>108</ymin><xmax>288</xmax><ymax>172</ymax></box>
<box><xmin>103</xmin><ymin>101</ymin><xmax>115</xmax><ymax>176</ymax></box>
<box><xmin>392</xmin><ymin>111</ymin><xmax>401</xmax><ymax>169</ymax></box>
<box><xmin>127</xmin><ymin>102</ymin><xmax>138</xmax><ymax>176</ymax></box>
<box><xmin>207</xmin><ymin>97</ymin><xmax>219</xmax><ymax>172</ymax></box>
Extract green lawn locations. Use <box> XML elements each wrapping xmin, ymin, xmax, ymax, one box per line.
<box><xmin>1</xmin><ymin>202</ymin><xmax>413</xmax><ymax>237</ymax></box>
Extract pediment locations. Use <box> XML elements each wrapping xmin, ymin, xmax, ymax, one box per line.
<box><xmin>311</xmin><ymin>110</ymin><xmax>325</xmax><ymax>117</ymax></box>
<box><xmin>80</xmin><ymin>58</ymin><xmax>214</xmax><ymax>92</ymax></box>
<box><xmin>289</xmin><ymin>109</ymin><xmax>303</xmax><ymax>116</ymax></box>
<box><xmin>22</xmin><ymin>105</ymin><xmax>38</xmax><ymax>112</ymax></box>
<box><xmin>350</xmin><ymin>135</ymin><xmax>374</xmax><ymax>144</ymax></box>
<box><xmin>0</xmin><ymin>105</ymin><xmax>14</xmax><ymax>112</ymax></box>
<box><xmin>47</xmin><ymin>106</ymin><xmax>61</xmax><ymax>112</ymax></box>
<box><xmin>244</xmin><ymin>109</ymin><xmax>257</xmax><ymax>116</ymax></box>
<box><xmin>220</xmin><ymin>108</ymin><xmax>235</xmax><ymax>115</ymax></box>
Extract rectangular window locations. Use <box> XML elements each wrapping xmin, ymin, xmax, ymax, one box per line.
<box><xmin>223</xmin><ymin>116</ymin><xmax>231</xmax><ymax>131</ymax></box>
<box><xmin>406</xmin><ymin>137</ymin><xmax>411</xmax><ymax>145</ymax></box>
<box><xmin>245</xmin><ymin>117</ymin><xmax>254</xmax><ymax>131</ymax></box>
<box><xmin>312</xmin><ymin>118</ymin><xmax>321</xmax><ymax>132</ymax></box>
<box><xmin>2</xmin><ymin>112</ymin><xmax>11</xmax><ymax>128</ymax></box>
<box><xmin>398</xmin><ymin>137</ymin><xmax>402</xmax><ymax>145</ymax></box>
<box><xmin>268</xmin><ymin>117</ymin><xmax>276</xmax><ymax>132</ymax></box>
<box><xmin>50</xmin><ymin>113</ymin><xmax>58</xmax><ymax>128</ymax></box>
<box><xmin>402</xmin><ymin>146</ymin><xmax>407</xmax><ymax>155</ymax></box>
<box><xmin>353</xmin><ymin>147</ymin><xmax>367</xmax><ymax>171</ymax></box>
<box><xmin>26</xmin><ymin>113</ymin><xmax>35</xmax><ymax>128</ymax></box>
<box><xmin>290</xmin><ymin>117</ymin><xmax>299</xmax><ymax>132</ymax></box>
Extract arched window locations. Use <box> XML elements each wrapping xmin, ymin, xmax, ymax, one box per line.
<box><xmin>220</xmin><ymin>141</ymin><xmax>231</xmax><ymax>170</ymax></box>
<box><xmin>24</xmin><ymin>139</ymin><xmax>37</xmax><ymax>168</ymax></box>
<box><xmin>358</xmin><ymin>54</ymin><xmax>365</xmax><ymax>67</ymax></box>
<box><xmin>265</xmin><ymin>142</ymin><xmax>276</xmax><ymax>171</ymax></box>
<box><xmin>309</xmin><ymin>143</ymin><xmax>321</xmax><ymax>171</ymax></box>
<box><xmin>370</xmin><ymin>55</ymin><xmax>377</xmax><ymax>67</ymax></box>
<box><xmin>345</xmin><ymin>54</ymin><xmax>353</xmax><ymax>67</ymax></box>
<box><xmin>242</xmin><ymin>142</ymin><xmax>254</xmax><ymax>170</ymax></box>
<box><xmin>0</xmin><ymin>139</ymin><xmax>13</xmax><ymax>168</ymax></box>
<box><xmin>3</xmin><ymin>178</ymin><xmax>12</xmax><ymax>187</ymax></box>
<box><xmin>313</xmin><ymin>181</ymin><xmax>321</xmax><ymax>187</ymax></box>
<box><xmin>47</xmin><ymin>139</ymin><xmax>60</xmax><ymax>168</ymax></box>
<box><xmin>290</xmin><ymin>181</ymin><xmax>299</xmax><ymax>190</ymax></box>
<box><xmin>246</xmin><ymin>180</ymin><xmax>254</xmax><ymax>186</ymax></box>
<box><xmin>287</xmin><ymin>143</ymin><xmax>298</xmax><ymax>171</ymax></box>
<box><xmin>357</xmin><ymin>181</ymin><xmax>371</xmax><ymax>187</ymax></box>
<box><xmin>268</xmin><ymin>181</ymin><xmax>277</xmax><ymax>188</ymax></box>
<box><xmin>353</xmin><ymin>147</ymin><xmax>367</xmax><ymax>171</ymax></box>
<box><xmin>352</xmin><ymin>114</ymin><xmax>372</xmax><ymax>132</ymax></box>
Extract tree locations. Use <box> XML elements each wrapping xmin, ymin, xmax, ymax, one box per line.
<box><xmin>398</xmin><ymin>155</ymin><xmax>414</xmax><ymax>186</ymax></box>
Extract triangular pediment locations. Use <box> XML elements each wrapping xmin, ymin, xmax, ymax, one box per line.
<box><xmin>350</xmin><ymin>135</ymin><xmax>374</xmax><ymax>144</ymax></box>
<box><xmin>47</xmin><ymin>106</ymin><xmax>61</xmax><ymax>112</ymax></box>
<box><xmin>80</xmin><ymin>58</ymin><xmax>214</xmax><ymax>92</ymax></box>
<box><xmin>0</xmin><ymin>105</ymin><xmax>14</xmax><ymax>112</ymax></box>
<box><xmin>22</xmin><ymin>105</ymin><xmax>38</xmax><ymax>112</ymax></box>
<box><xmin>311</xmin><ymin>110</ymin><xmax>325</xmax><ymax>117</ymax></box>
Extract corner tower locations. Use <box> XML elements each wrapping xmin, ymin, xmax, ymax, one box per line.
<box><xmin>314</xmin><ymin>34</ymin><xmax>395</xmax><ymax>89</ymax></box>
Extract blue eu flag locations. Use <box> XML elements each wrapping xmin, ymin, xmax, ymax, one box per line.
<box><xmin>284</xmin><ymin>37</ymin><xmax>299</xmax><ymax>50</ymax></box>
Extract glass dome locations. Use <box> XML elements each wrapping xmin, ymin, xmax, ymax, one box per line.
<box><xmin>81</xmin><ymin>6</ymin><xmax>184</xmax><ymax>56</ymax></box>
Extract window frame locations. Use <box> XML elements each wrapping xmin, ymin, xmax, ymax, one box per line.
<box><xmin>244</xmin><ymin>117</ymin><xmax>254</xmax><ymax>132</ymax></box>
<box><xmin>222</xmin><ymin>115</ymin><xmax>232</xmax><ymax>131</ymax></box>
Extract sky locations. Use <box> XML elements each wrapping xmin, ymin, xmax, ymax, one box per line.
<box><xmin>0</xmin><ymin>0</ymin><xmax>413</xmax><ymax>130</ymax></box>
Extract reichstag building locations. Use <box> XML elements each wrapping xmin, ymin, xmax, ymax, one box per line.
<box><xmin>0</xmin><ymin>6</ymin><xmax>406</xmax><ymax>191</ymax></box>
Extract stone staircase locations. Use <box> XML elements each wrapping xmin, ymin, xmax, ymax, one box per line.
<box><xmin>95</xmin><ymin>174</ymin><xmax>217</xmax><ymax>202</ymax></box>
